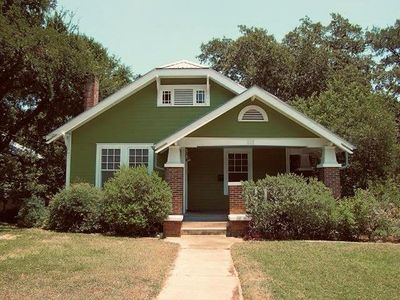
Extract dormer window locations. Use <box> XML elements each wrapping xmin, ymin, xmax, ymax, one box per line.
<box><xmin>157</xmin><ymin>84</ymin><xmax>209</xmax><ymax>107</ymax></box>
<box><xmin>162</xmin><ymin>90</ymin><xmax>172</xmax><ymax>104</ymax></box>
<box><xmin>238</xmin><ymin>105</ymin><xmax>268</xmax><ymax>122</ymax></box>
<box><xmin>195</xmin><ymin>90</ymin><xmax>206</xmax><ymax>104</ymax></box>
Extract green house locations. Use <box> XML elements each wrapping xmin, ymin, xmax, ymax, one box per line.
<box><xmin>46</xmin><ymin>60</ymin><xmax>355</xmax><ymax>236</ymax></box>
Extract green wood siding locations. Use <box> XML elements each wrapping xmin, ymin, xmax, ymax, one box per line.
<box><xmin>70</xmin><ymin>81</ymin><xmax>235</xmax><ymax>184</ymax></box>
<box><xmin>253</xmin><ymin>148</ymin><xmax>287</xmax><ymax>180</ymax></box>
<box><xmin>187</xmin><ymin>148</ymin><xmax>228</xmax><ymax>212</ymax></box>
<box><xmin>189</xmin><ymin>99</ymin><xmax>318</xmax><ymax>138</ymax></box>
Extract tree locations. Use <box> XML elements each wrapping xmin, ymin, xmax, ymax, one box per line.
<box><xmin>367</xmin><ymin>20</ymin><xmax>400</xmax><ymax>152</ymax></box>
<box><xmin>367</xmin><ymin>20</ymin><xmax>400</xmax><ymax>98</ymax></box>
<box><xmin>199</xmin><ymin>26</ymin><xmax>294</xmax><ymax>100</ymax></box>
<box><xmin>0</xmin><ymin>0</ymin><xmax>133</xmax><ymax>218</ymax></box>
<box><xmin>199</xmin><ymin>14</ymin><xmax>373</xmax><ymax>101</ymax></box>
<box><xmin>292</xmin><ymin>67</ymin><xmax>398</xmax><ymax>195</ymax></box>
<box><xmin>282</xmin><ymin>14</ymin><xmax>372</xmax><ymax>99</ymax></box>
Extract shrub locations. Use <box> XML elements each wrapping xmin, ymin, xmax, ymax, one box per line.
<box><xmin>102</xmin><ymin>166</ymin><xmax>172</xmax><ymax>235</ymax></box>
<box><xmin>48</xmin><ymin>183</ymin><xmax>102</xmax><ymax>233</ymax></box>
<box><xmin>338</xmin><ymin>180</ymin><xmax>400</xmax><ymax>241</ymax></box>
<box><xmin>243</xmin><ymin>174</ymin><xmax>338</xmax><ymax>239</ymax></box>
<box><xmin>337</xmin><ymin>189</ymin><xmax>378</xmax><ymax>240</ymax></box>
<box><xmin>367</xmin><ymin>178</ymin><xmax>400</xmax><ymax>240</ymax></box>
<box><xmin>17</xmin><ymin>196</ymin><xmax>48</xmax><ymax>228</ymax></box>
<box><xmin>369</xmin><ymin>176</ymin><xmax>400</xmax><ymax>207</ymax></box>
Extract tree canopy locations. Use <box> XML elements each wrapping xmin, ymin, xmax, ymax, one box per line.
<box><xmin>367</xmin><ymin>20</ymin><xmax>400</xmax><ymax>98</ymax></box>
<box><xmin>199</xmin><ymin>14</ymin><xmax>375</xmax><ymax>101</ymax></box>
<box><xmin>0</xmin><ymin>0</ymin><xmax>133</xmax><ymax>217</ymax></box>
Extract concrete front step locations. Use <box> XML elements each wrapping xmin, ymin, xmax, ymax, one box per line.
<box><xmin>181</xmin><ymin>221</ymin><xmax>227</xmax><ymax>235</ymax></box>
<box><xmin>181</xmin><ymin>228</ymin><xmax>227</xmax><ymax>235</ymax></box>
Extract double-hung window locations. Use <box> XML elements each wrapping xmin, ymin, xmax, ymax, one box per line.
<box><xmin>223</xmin><ymin>148</ymin><xmax>253</xmax><ymax>195</ymax></box>
<box><xmin>96</xmin><ymin>144</ymin><xmax>153</xmax><ymax>187</ymax></box>
<box><xmin>100</xmin><ymin>148</ymin><xmax>121</xmax><ymax>187</ymax></box>
<box><xmin>228</xmin><ymin>153</ymin><xmax>249</xmax><ymax>182</ymax></box>
<box><xmin>129</xmin><ymin>148</ymin><xmax>149</xmax><ymax>167</ymax></box>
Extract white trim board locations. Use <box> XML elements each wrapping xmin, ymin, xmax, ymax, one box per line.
<box><xmin>155</xmin><ymin>86</ymin><xmax>355</xmax><ymax>154</ymax></box>
<box><xmin>178</xmin><ymin>137</ymin><xmax>328</xmax><ymax>148</ymax></box>
<box><xmin>46</xmin><ymin>68</ymin><xmax>246</xmax><ymax>143</ymax></box>
<box><xmin>63</xmin><ymin>133</ymin><xmax>71</xmax><ymax>186</ymax></box>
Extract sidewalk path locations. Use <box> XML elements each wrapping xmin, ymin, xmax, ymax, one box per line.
<box><xmin>157</xmin><ymin>235</ymin><xmax>243</xmax><ymax>300</ymax></box>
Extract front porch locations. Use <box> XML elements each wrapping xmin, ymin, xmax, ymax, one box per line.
<box><xmin>154</xmin><ymin>87</ymin><xmax>354</xmax><ymax>237</ymax></box>
<box><xmin>161</xmin><ymin>139</ymin><xmax>344</xmax><ymax>237</ymax></box>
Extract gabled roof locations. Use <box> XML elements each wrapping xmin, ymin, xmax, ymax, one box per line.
<box><xmin>46</xmin><ymin>61</ymin><xmax>246</xmax><ymax>143</ymax></box>
<box><xmin>154</xmin><ymin>86</ymin><xmax>356</xmax><ymax>154</ymax></box>
<box><xmin>157</xmin><ymin>60</ymin><xmax>208</xmax><ymax>69</ymax></box>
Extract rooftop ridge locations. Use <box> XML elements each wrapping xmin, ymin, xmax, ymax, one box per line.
<box><xmin>157</xmin><ymin>59</ymin><xmax>209</xmax><ymax>69</ymax></box>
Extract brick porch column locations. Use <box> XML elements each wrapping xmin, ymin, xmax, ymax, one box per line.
<box><xmin>317</xmin><ymin>146</ymin><xmax>342</xmax><ymax>198</ymax></box>
<box><xmin>163</xmin><ymin>145</ymin><xmax>184</xmax><ymax>237</ymax></box>
<box><xmin>228</xmin><ymin>182</ymin><xmax>250</xmax><ymax>237</ymax></box>
<box><xmin>165</xmin><ymin>167</ymin><xmax>183</xmax><ymax>214</ymax></box>
<box><xmin>228</xmin><ymin>182</ymin><xmax>246</xmax><ymax>214</ymax></box>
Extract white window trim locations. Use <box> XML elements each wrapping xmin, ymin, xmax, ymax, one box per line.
<box><xmin>63</xmin><ymin>133</ymin><xmax>72</xmax><ymax>186</ymax></box>
<box><xmin>95</xmin><ymin>143</ymin><xmax>154</xmax><ymax>187</ymax></box>
<box><xmin>238</xmin><ymin>105</ymin><xmax>268</xmax><ymax>122</ymax></box>
<box><xmin>223</xmin><ymin>148</ymin><xmax>253</xmax><ymax>195</ymax></box>
<box><xmin>157</xmin><ymin>84</ymin><xmax>209</xmax><ymax>107</ymax></box>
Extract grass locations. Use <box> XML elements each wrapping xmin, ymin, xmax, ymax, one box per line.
<box><xmin>232</xmin><ymin>240</ymin><xmax>400</xmax><ymax>300</ymax></box>
<box><xmin>0</xmin><ymin>225</ymin><xmax>178</xmax><ymax>300</ymax></box>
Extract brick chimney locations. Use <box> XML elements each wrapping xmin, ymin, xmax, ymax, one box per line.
<box><xmin>83</xmin><ymin>75</ymin><xmax>99</xmax><ymax>110</ymax></box>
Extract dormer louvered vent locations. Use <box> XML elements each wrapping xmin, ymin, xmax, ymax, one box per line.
<box><xmin>238</xmin><ymin>105</ymin><xmax>268</xmax><ymax>122</ymax></box>
<box><xmin>157</xmin><ymin>84</ymin><xmax>209</xmax><ymax>107</ymax></box>
<box><xmin>174</xmin><ymin>89</ymin><xmax>194</xmax><ymax>106</ymax></box>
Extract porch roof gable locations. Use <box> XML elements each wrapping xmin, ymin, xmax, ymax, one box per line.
<box><xmin>154</xmin><ymin>86</ymin><xmax>356</xmax><ymax>154</ymax></box>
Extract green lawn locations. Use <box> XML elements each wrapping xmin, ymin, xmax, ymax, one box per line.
<box><xmin>0</xmin><ymin>225</ymin><xmax>178</xmax><ymax>300</ymax></box>
<box><xmin>232</xmin><ymin>240</ymin><xmax>400</xmax><ymax>300</ymax></box>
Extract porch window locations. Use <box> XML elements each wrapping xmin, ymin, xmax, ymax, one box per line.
<box><xmin>96</xmin><ymin>144</ymin><xmax>154</xmax><ymax>187</ymax></box>
<box><xmin>224</xmin><ymin>148</ymin><xmax>253</xmax><ymax>195</ymax></box>
<box><xmin>228</xmin><ymin>153</ymin><xmax>249</xmax><ymax>182</ymax></box>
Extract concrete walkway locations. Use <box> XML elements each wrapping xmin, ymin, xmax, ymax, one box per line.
<box><xmin>157</xmin><ymin>235</ymin><xmax>243</xmax><ymax>300</ymax></box>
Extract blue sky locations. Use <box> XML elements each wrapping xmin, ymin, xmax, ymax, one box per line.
<box><xmin>58</xmin><ymin>0</ymin><xmax>399</xmax><ymax>74</ymax></box>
